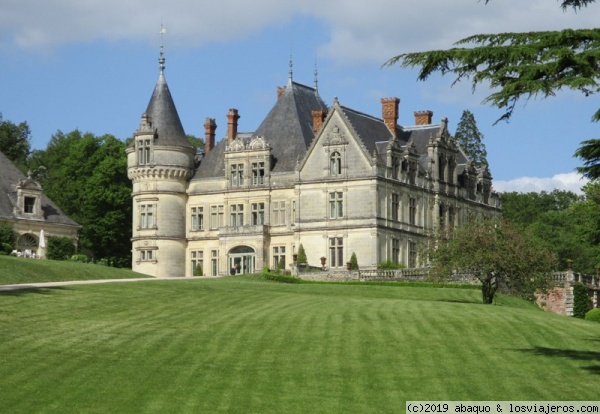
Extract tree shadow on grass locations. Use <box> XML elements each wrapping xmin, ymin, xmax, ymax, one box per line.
<box><xmin>0</xmin><ymin>286</ymin><xmax>69</xmax><ymax>297</ymax></box>
<box><xmin>515</xmin><ymin>345</ymin><xmax>600</xmax><ymax>376</ymax></box>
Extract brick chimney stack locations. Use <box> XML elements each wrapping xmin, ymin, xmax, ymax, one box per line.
<box><xmin>414</xmin><ymin>110</ymin><xmax>433</xmax><ymax>125</ymax></box>
<box><xmin>204</xmin><ymin>117</ymin><xmax>216</xmax><ymax>153</ymax></box>
<box><xmin>226</xmin><ymin>108</ymin><xmax>240</xmax><ymax>145</ymax></box>
<box><xmin>312</xmin><ymin>109</ymin><xmax>327</xmax><ymax>135</ymax></box>
<box><xmin>381</xmin><ymin>97</ymin><xmax>400</xmax><ymax>137</ymax></box>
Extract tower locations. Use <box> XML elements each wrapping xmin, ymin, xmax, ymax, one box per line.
<box><xmin>126</xmin><ymin>47</ymin><xmax>195</xmax><ymax>277</ymax></box>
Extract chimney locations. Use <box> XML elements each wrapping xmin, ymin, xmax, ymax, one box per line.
<box><xmin>277</xmin><ymin>86</ymin><xmax>286</xmax><ymax>99</ymax></box>
<box><xmin>414</xmin><ymin>110</ymin><xmax>433</xmax><ymax>125</ymax></box>
<box><xmin>312</xmin><ymin>109</ymin><xmax>327</xmax><ymax>135</ymax></box>
<box><xmin>204</xmin><ymin>117</ymin><xmax>216</xmax><ymax>153</ymax></box>
<box><xmin>381</xmin><ymin>97</ymin><xmax>400</xmax><ymax>137</ymax></box>
<box><xmin>226</xmin><ymin>108</ymin><xmax>240</xmax><ymax>145</ymax></box>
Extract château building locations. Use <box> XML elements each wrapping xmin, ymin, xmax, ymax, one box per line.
<box><xmin>127</xmin><ymin>52</ymin><xmax>501</xmax><ymax>278</ymax></box>
<box><xmin>0</xmin><ymin>150</ymin><xmax>80</xmax><ymax>256</ymax></box>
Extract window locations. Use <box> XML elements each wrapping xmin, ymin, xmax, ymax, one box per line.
<box><xmin>191</xmin><ymin>250</ymin><xmax>204</xmax><ymax>275</ymax></box>
<box><xmin>137</xmin><ymin>139</ymin><xmax>151</xmax><ymax>165</ymax></box>
<box><xmin>191</xmin><ymin>207</ymin><xmax>204</xmax><ymax>231</ymax></box>
<box><xmin>329</xmin><ymin>192</ymin><xmax>343</xmax><ymax>219</ymax></box>
<box><xmin>330</xmin><ymin>151</ymin><xmax>342</xmax><ymax>176</ymax></box>
<box><xmin>409</xmin><ymin>197</ymin><xmax>417</xmax><ymax>225</ymax></box>
<box><xmin>448</xmin><ymin>207</ymin><xmax>455</xmax><ymax>228</ymax></box>
<box><xmin>409</xmin><ymin>241</ymin><xmax>417</xmax><ymax>268</ymax></box>
<box><xmin>140</xmin><ymin>249</ymin><xmax>154</xmax><ymax>261</ymax></box>
<box><xmin>392</xmin><ymin>238</ymin><xmax>400</xmax><ymax>264</ymax></box>
<box><xmin>251</xmin><ymin>203</ymin><xmax>264</xmax><ymax>225</ymax></box>
<box><xmin>210</xmin><ymin>205</ymin><xmax>224</xmax><ymax>229</ymax></box>
<box><xmin>272</xmin><ymin>201</ymin><xmax>286</xmax><ymax>226</ymax></box>
<box><xmin>211</xmin><ymin>250</ymin><xmax>219</xmax><ymax>276</ymax></box>
<box><xmin>24</xmin><ymin>196</ymin><xmax>36</xmax><ymax>213</ymax></box>
<box><xmin>272</xmin><ymin>246</ymin><xmax>286</xmax><ymax>270</ymax></box>
<box><xmin>439</xmin><ymin>204</ymin><xmax>445</xmax><ymax>228</ymax></box>
<box><xmin>391</xmin><ymin>193</ymin><xmax>399</xmax><ymax>221</ymax></box>
<box><xmin>391</xmin><ymin>155</ymin><xmax>400</xmax><ymax>179</ymax></box>
<box><xmin>140</xmin><ymin>204</ymin><xmax>155</xmax><ymax>229</ymax></box>
<box><xmin>251</xmin><ymin>162</ymin><xmax>265</xmax><ymax>185</ymax></box>
<box><xmin>230</xmin><ymin>204</ymin><xmax>244</xmax><ymax>227</ymax></box>
<box><xmin>438</xmin><ymin>156</ymin><xmax>446</xmax><ymax>182</ymax></box>
<box><xmin>231</xmin><ymin>163</ymin><xmax>244</xmax><ymax>187</ymax></box>
<box><xmin>329</xmin><ymin>237</ymin><xmax>344</xmax><ymax>268</ymax></box>
<box><xmin>291</xmin><ymin>200</ymin><xmax>296</xmax><ymax>225</ymax></box>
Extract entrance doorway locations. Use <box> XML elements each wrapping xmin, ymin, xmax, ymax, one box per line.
<box><xmin>228</xmin><ymin>246</ymin><xmax>256</xmax><ymax>275</ymax></box>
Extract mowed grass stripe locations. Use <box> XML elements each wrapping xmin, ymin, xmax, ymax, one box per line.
<box><xmin>1</xmin><ymin>277</ymin><xmax>598</xmax><ymax>413</ymax></box>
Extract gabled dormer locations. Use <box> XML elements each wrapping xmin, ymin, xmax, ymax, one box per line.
<box><xmin>14</xmin><ymin>174</ymin><xmax>43</xmax><ymax>220</ymax></box>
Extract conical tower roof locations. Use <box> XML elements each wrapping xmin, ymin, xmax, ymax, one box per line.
<box><xmin>143</xmin><ymin>49</ymin><xmax>192</xmax><ymax>148</ymax></box>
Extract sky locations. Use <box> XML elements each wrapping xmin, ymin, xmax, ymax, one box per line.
<box><xmin>1</xmin><ymin>0</ymin><xmax>598</xmax><ymax>194</ymax></box>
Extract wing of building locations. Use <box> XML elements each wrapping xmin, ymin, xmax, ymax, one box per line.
<box><xmin>0</xmin><ymin>150</ymin><xmax>81</xmax><ymax>256</ymax></box>
<box><xmin>127</xmin><ymin>53</ymin><xmax>501</xmax><ymax>278</ymax></box>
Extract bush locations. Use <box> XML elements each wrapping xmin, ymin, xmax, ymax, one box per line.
<box><xmin>47</xmin><ymin>236</ymin><xmax>76</xmax><ymax>260</ymax></box>
<box><xmin>377</xmin><ymin>260</ymin><xmax>405</xmax><ymax>269</ymax></box>
<box><xmin>71</xmin><ymin>254</ymin><xmax>88</xmax><ymax>263</ymax></box>
<box><xmin>349</xmin><ymin>252</ymin><xmax>359</xmax><ymax>270</ymax></box>
<box><xmin>584</xmin><ymin>308</ymin><xmax>600</xmax><ymax>323</ymax></box>
<box><xmin>572</xmin><ymin>282</ymin><xmax>591</xmax><ymax>319</ymax></box>
<box><xmin>297</xmin><ymin>244</ymin><xmax>307</xmax><ymax>264</ymax></box>
<box><xmin>0</xmin><ymin>222</ymin><xmax>16</xmax><ymax>254</ymax></box>
<box><xmin>194</xmin><ymin>265</ymin><xmax>203</xmax><ymax>276</ymax></box>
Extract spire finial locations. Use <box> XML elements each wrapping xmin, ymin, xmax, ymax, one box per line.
<box><xmin>158</xmin><ymin>24</ymin><xmax>166</xmax><ymax>74</ymax></box>
<box><xmin>314</xmin><ymin>57</ymin><xmax>319</xmax><ymax>94</ymax></box>
<box><xmin>288</xmin><ymin>52</ymin><xmax>293</xmax><ymax>83</ymax></box>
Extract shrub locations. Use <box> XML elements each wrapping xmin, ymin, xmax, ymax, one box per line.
<box><xmin>71</xmin><ymin>254</ymin><xmax>88</xmax><ymax>263</ymax></box>
<box><xmin>297</xmin><ymin>244</ymin><xmax>307</xmax><ymax>264</ymax></box>
<box><xmin>572</xmin><ymin>282</ymin><xmax>591</xmax><ymax>319</ymax></box>
<box><xmin>584</xmin><ymin>308</ymin><xmax>600</xmax><ymax>323</ymax></box>
<box><xmin>377</xmin><ymin>260</ymin><xmax>405</xmax><ymax>269</ymax></box>
<box><xmin>47</xmin><ymin>236</ymin><xmax>76</xmax><ymax>260</ymax></box>
<box><xmin>0</xmin><ymin>222</ymin><xmax>16</xmax><ymax>254</ymax></box>
<box><xmin>194</xmin><ymin>264</ymin><xmax>203</xmax><ymax>276</ymax></box>
<box><xmin>262</xmin><ymin>271</ymin><xmax>303</xmax><ymax>284</ymax></box>
<box><xmin>349</xmin><ymin>252</ymin><xmax>359</xmax><ymax>270</ymax></box>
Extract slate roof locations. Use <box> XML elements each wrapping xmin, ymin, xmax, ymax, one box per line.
<box><xmin>0</xmin><ymin>150</ymin><xmax>80</xmax><ymax>227</ymax></box>
<box><xmin>193</xmin><ymin>80</ymin><xmax>327</xmax><ymax>179</ymax></box>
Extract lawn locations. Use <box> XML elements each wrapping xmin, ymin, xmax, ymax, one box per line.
<box><xmin>0</xmin><ymin>255</ymin><xmax>150</xmax><ymax>285</ymax></box>
<box><xmin>0</xmin><ymin>275</ymin><xmax>598</xmax><ymax>413</ymax></box>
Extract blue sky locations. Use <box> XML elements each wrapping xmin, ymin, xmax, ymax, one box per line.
<box><xmin>1</xmin><ymin>0</ymin><xmax>598</xmax><ymax>193</ymax></box>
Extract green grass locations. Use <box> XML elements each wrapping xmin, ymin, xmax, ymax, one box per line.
<box><xmin>0</xmin><ymin>275</ymin><xmax>598</xmax><ymax>413</ymax></box>
<box><xmin>0</xmin><ymin>255</ymin><xmax>150</xmax><ymax>284</ymax></box>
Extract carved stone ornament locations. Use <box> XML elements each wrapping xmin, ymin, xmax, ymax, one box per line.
<box><xmin>324</xmin><ymin>125</ymin><xmax>347</xmax><ymax>146</ymax></box>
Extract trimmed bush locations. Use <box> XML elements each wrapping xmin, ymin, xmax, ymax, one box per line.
<box><xmin>377</xmin><ymin>260</ymin><xmax>405</xmax><ymax>269</ymax></box>
<box><xmin>584</xmin><ymin>308</ymin><xmax>600</xmax><ymax>323</ymax></box>
<box><xmin>572</xmin><ymin>283</ymin><xmax>591</xmax><ymax>319</ymax></box>
<box><xmin>71</xmin><ymin>254</ymin><xmax>88</xmax><ymax>263</ymax></box>
<box><xmin>349</xmin><ymin>252</ymin><xmax>359</xmax><ymax>270</ymax></box>
<box><xmin>47</xmin><ymin>236</ymin><xmax>76</xmax><ymax>261</ymax></box>
<box><xmin>297</xmin><ymin>244</ymin><xmax>307</xmax><ymax>264</ymax></box>
<box><xmin>194</xmin><ymin>264</ymin><xmax>203</xmax><ymax>276</ymax></box>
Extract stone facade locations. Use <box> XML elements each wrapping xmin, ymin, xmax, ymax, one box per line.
<box><xmin>127</xmin><ymin>54</ymin><xmax>501</xmax><ymax>278</ymax></box>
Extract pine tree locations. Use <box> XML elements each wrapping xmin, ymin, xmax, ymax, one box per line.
<box><xmin>454</xmin><ymin>110</ymin><xmax>488</xmax><ymax>167</ymax></box>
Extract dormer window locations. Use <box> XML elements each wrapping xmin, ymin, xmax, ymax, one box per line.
<box><xmin>330</xmin><ymin>151</ymin><xmax>342</xmax><ymax>176</ymax></box>
<box><xmin>137</xmin><ymin>139</ymin><xmax>152</xmax><ymax>165</ymax></box>
<box><xmin>24</xmin><ymin>197</ymin><xmax>36</xmax><ymax>214</ymax></box>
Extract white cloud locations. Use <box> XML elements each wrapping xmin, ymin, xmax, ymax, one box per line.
<box><xmin>494</xmin><ymin>172</ymin><xmax>589</xmax><ymax>195</ymax></box>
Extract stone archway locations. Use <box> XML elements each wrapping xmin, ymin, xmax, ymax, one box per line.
<box><xmin>228</xmin><ymin>245</ymin><xmax>256</xmax><ymax>275</ymax></box>
<box><xmin>16</xmin><ymin>233</ymin><xmax>38</xmax><ymax>257</ymax></box>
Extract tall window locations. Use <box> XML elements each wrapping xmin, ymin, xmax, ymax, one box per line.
<box><xmin>409</xmin><ymin>197</ymin><xmax>417</xmax><ymax>225</ymax></box>
<box><xmin>272</xmin><ymin>201</ymin><xmax>286</xmax><ymax>226</ymax></box>
<box><xmin>230</xmin><ymin>204</ymin><xmax>244</xmax><ymax>226</ymax></box>
<box><xmin>391</xmin><ymin>193</ymin><xmax>399</xmax><ymax>221</ymax></box>
<box><xmin>329</xmin><ymin>237</ymin><xmax>344</xmax><ymax>268</ymax></box>
<box><xmin>231</xmin><ymin>163</ymin><xmax>244</xmax><ymax>187</ymax></box>
<box><xmin>191</xmin><ymin>251</ymin><xmax>203</xmax><ymax>275</ymax></box>
<box><xmin>409</xmin><ymin>241</ymin><xmax>417</xmax><ymax>268</ymax></box>
<box><xmin>251</xmin><ymin>162</ymin><xmax>265</xmax><ymax>185</ymax></box>
<box><xmin>191</xmin><ymin>207</ymin><xmax>204</xmax><ymax>231</ymax></box>
<box><xmin>391</xmin><ymin>156</ymin><xmax>400</xmax><ymax>179</ymax></box>
<box><xmin>272</xmin><ymin>246</ymin><xmax>286</xmax><ymax>270</ymax></box>
<box><xmin>211</xmin><ymin>250</ymin><xmax>219</xmax><ymax>276</ymax></box>
<box><xmin>140</xmin><ymin>204</ymin><xmax>155</xmax><ymax>229</ymax></box>
<box><xmin>329</xmin><ymin>192</ymin><xmax>343</xmax><ymax>219</ymax></box>
<box><xmin>24</xmin><ymin>196</ymin><xmax>36</xmax><ymax>213</ymax></box>
<box><xmin>330</xmin><ymin>151</ymin><xmax>342</xmax><ymax>176</ymax></box>
<box><xmin>251</xmin><ymin>203</ymin><xmax>264</xmax><ymax>225</ymax></box>
<box><xmin>137</xmin><ymin>139</ymin><xmax>151</xmax><ymax>165</ymax></box>
<box><xmin>392</xmin><ymin>238</ymin><xmax>400</xmax><ymax>264</ymax></box>
<box><xmin>210</xmin><ymin>205</ymin><xmax>224</xmax><ymax>229</ymax></box>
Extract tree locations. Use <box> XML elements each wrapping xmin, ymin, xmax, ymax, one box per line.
<box><xmin>454</xmin><ymin>110</ymin><xmax>488</xmax><ymax>167</ymax></box>
<box><xmin>574</xmin><ymin>138</ymin><xmax>600</xmax><ymax>180</ymax></box>
<box><xmin>0</xmin><ymin>113</ymin><xmax>31</xmax><ymax>170</ymax></box>
<box><xmin>428</xmin><ymin>219</ymin><xmax>557</xmax><ymax>304</ymax></box>
<box><xmin>297</xmin><ymin>244</ymin><xmax>307</xmax><ymax>264</ymax></box>
<box><xmin>385</xmin><ymin>1</ymin><xmax>600</xmax><ymax>124</ymax></box>
<box><xmin>0</xmin><ymin>222</ymin><xmax>16</xmax><ymax>254</ymax></box>
<box><xmin>28</xmin><ymin>130</ymin><xmax>132</xmax><ymax>266</ymax></box>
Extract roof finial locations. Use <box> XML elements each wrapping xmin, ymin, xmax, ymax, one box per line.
<box><xmin>288</xmin><ymin>51</ymin><xmax>293</xmax><ymax>83</ymax></box>
<box><xmin>158</xmin><ymin>24</ymin><xmax>166</xmax><ymax>74</ymax></box>
<box><xmin>314</xmin><ymin>57</ymin><xmax>319</xmax><ymax>94</ymax></box>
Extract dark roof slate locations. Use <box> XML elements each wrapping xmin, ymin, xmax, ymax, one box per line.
<box><xmin>0</xmin><ymin>150</ymin><xmax>80</xmax><ymax>227</ymax></box>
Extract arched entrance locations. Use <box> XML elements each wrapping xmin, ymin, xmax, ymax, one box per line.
<box><xmin>16</xmin><ymin>233</ymin><xmax>39</xmax><ymax>257</ymax></box>
<box><xmin>228</xmin><ymin>245</ymin><xmax>255</xmax><ymax>275</ymax></box>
